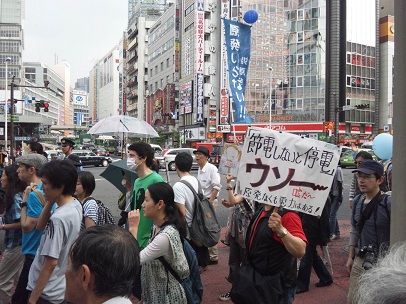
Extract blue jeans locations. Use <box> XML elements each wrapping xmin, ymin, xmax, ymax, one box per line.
<box><xmin>297</xmin><ymin>244</ymin><xmax>332</xmax><ymax>290</ymax></box>
<box><xmin>329</xmin><ymin>195</ymin><xmax>341</xmax><ymax>236</ymax></box>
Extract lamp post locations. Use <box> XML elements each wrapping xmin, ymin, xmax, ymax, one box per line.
<box><xmin>268</xmin><ymin>66</ymin><xmax>273</xmax><ymax>127</ymax></box>
<box><xmin>4</xmin><ymin>57</ymin><xmax>11</xmax><ymax>153</ymax></box>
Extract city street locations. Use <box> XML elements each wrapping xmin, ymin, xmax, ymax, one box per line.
<box><xmin>89</xmin><ymin>161</ymin><xmax>355</xmax><ymax>227</ymax></box>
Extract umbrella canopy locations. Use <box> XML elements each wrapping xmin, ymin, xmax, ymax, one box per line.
<box><xmin>88</xmin><ymin>115</ymin><xmax>159</xmax><ymax>138</ymax></box>
<box><xmin>100</xmin><ymin>159</ymin><xmax>138</xmax><ymax>194</ymax></box>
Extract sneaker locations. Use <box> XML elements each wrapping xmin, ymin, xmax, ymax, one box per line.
<box><xmin>330</xmin><ymin>234</ymin><xmax>340</xmax><ymax>241</ymax></box>
<box><xmin>219</xmin><ymin>292</ymin><xmax>231</xmax><ymax>301</ymax></box>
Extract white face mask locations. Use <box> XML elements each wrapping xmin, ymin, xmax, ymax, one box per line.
<box><xmin>121</xmin><ymin>179</ymin><xmax>127</xmax><ymax>187</ymax></box>
<box><xmin>127</xmin><ymin>157</ymin><xmax>137</xmax><ymax>170</ymax></box>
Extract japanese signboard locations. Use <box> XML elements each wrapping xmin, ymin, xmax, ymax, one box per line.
<box><xmin>220</xmin><ymin>0</ymin><xmax>230</xmax><ymax>125</ymax></box>
<box><xmin>180</xmin><ymin>81</ymin><xmax>193</xmax><ymax>114</ymax></box>
<box><xmin>194</xmin><ymin>0</ymin><xmax>205</xmax><ymax>123</ymax></box>
<box><xmin>237</xmin><ymin>127</ymin><xmax>341</xmax><ymax>216</ymax></box>
<box><xmin>224</xmin><ymin>19</ymin><xmax>253</xmax><ymax>123</ymax></box>
<box><xmin>219</xmin><ymin>143</ymin><xmax>243</xmax><ymax>176</ymax></box>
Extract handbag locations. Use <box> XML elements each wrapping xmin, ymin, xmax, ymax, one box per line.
<box><xmin>230</xmin><ymin>263</ymin><xmax>283</xmax><ymax>304</ymax></box>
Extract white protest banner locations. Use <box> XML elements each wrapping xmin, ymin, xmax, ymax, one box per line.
<box><xmin>218</xmin><ymin>143</ymin><xmax>243</xmax><ymax>176</ymax></box>
<box><xmin>237</xmin><ymin>127</ymin><xmax>341</xmax><ymax>216</ymax></box>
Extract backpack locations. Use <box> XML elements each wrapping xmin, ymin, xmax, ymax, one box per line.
<box><xmin>83</xmin><ymin>197</ymin><xmax>115</xmax><ymax>225</ymax></box>
<box><xmin>159</xmin><ymin>238</ymin><xmax>204</xmax><ymax>304</ymax></box>
<box><xmin>179</xmin><ymin>180</ymin><xmax>221</xmax><ymax>248</ymax></box>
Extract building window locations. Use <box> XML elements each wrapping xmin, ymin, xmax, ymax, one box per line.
<box><xmin>297</xmin><ymin>76</ymin><xmax>303</xmax><ymax>87</ymax></box>
<box><xmin>185</xmin><ymin>3</ymin><xmax>195</xmax><ymax>16</ymax></box>
<box><xmin>296</xmin><ymin>98</ymin><xmax>303</xmax><ymax>109</ymax></box>
<box><xmin>167</xmin><ymin>58</ymin><xmax>170</xmax><ymax>67</ymax></box>
<box><xmin>161</xmin><ymin>62</ymin><xmax>164</xmax><ymax>71</ymax></box>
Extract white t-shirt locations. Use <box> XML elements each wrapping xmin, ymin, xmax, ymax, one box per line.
<box><xmin>197</xmin><ymin>162</ymin><xmax>221</xmax><ymax>198</ymax></box>
<box><xmin>173</xmin><ymin>175</ymin><xmax>199</xmax><ymax>227</ymax></box>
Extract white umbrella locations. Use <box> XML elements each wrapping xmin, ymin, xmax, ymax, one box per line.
<box><xmin>87</xmin><ymin>115</ymin><xmax>159</xmax><ymax>138</ymax></box>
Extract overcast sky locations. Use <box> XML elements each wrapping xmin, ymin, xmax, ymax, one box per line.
<box><xmin>23</xmin><ymin>0</ymin><xmax>128</xmax><ymax>84</ymax></box>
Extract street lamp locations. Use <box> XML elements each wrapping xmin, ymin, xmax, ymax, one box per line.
<box><xmin>267</xmin><ymin>65</ymin><xmax>273</xmax><ymax>128</ymax></box>
<box><xmin>4</xmin><ymin>57</ymin><xmax>11</xmax><ymax>153</ymax></box>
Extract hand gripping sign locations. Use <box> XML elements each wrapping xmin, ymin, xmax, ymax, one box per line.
<box><xmin>237</xmin><ymin>127</ymin><xmax>341</xmax><ymax>216</ymax></box>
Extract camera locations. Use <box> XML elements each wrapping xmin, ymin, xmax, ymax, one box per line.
<box><xmin>359</xmin><ymin>245</ymin><xmax>378</xmax><ymax>270</ymax></box>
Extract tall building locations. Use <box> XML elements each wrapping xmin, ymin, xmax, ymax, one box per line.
<box><xmin>145</xmin><ymin>3</ymin><xmax>178</xmax><ymax>143</ymax></box>
<box><xmin>88</xmin><ymin>45</ymin><xmax>121</xmax><ymax>124</ymax></box>
<box><xmin>71</xmin><ymin>90</ymin><xmax>89</xmax><ymax>126</ymax></box>
<box><xmin>178</xmin><ymin>0</ymin><xmax>221</xmax><ymax>145</ymax></box>
<box><xmin>222</xmin><ymin>0</ymin><xmax>379</xmax><ymax>145</ymax></box>
<box><xmin>378</xmin><ymin>15</ymin><xmax>394</xmax><ymax>133</ymax></box>
<box><xmin>0</xmin><ymin>0</ymin><xmax>24</xmax><ymax>147</ymax></box>
<box><xmin>126</xmin><ymin>0</ymin><xmax>167</xmax><ymax>120</ymax></box>
<box><xmin>75</xmin><ymin>77</ymin><xmax>90</xmax><ymax>93</ymax></box>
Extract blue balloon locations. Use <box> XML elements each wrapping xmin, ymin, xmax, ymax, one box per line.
<box><xmin>372</xmin><ymin>133</ymin><xmax>393</xmax><ymax>160</ymax></box>
<box><xmin>243</xmin><ymin>10</ymin><xmax>258</xmax><ymax>24</ymax></box>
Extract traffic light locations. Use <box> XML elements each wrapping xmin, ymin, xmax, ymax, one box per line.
<box><xmin>35</xmin><ymin>102</ymin><xmax>41</xmax><ymax>112</ymax></box>
<box><xmin>44</xmin><ymin>102</ymin><xmax>49</xmax><ymax>112</ymax></box>
<box><xmin>354</xmin><ymin>104</ymin><xmax>370</xmax><ymax>109</ymax></box>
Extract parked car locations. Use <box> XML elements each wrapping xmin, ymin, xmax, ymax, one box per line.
<box><xmin>72</xmin><ymin>150</ymin><xmax>112</xmax><ymax>167</ymax></box>
<box><xmin>158</xmin><ymin>148</ymin><xmax>198</xmax><ymax>171</ymax></box>
<box><xmin>92</xmin><ymin>148</ymin><xmax>110</xmax><ymax>156</ymax></box>
<box><xmin>339</xmin><ymin>149</ymin><xmax>376</xmax><ymax>168</ymax></box>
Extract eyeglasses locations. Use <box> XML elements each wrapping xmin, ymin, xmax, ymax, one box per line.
<box><xmin>356</xmin><ymin>173</ymin><xmax>375</xmax><ymax>180</ymax></box>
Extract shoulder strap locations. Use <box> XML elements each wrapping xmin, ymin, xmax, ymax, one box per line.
<box><xmin>158</xmin><ymin>256</ymin><xmax>182</xmax><ymax>284</ymax></box>
<box><xmin>179</xmin><ymin>179</ymin><xmax>203</xmax><ymax>196</ymax></box>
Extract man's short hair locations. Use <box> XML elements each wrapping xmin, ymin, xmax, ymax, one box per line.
<box><xmin>355</xmin><ymin>242</ymin><xmax>406</xmax><ymax>304</ymax></box>
<box><xmin>128</xmin><ymin>142</ymin><xmax>154</xmax><ymax>167</ymax></box>
<box><xmin>69</xmin><ymin>225</ymin><xmax>140</xmax><ymax>298</ymax></box>
<box><xmin>355</xmin><ymin>150</ymin><xmax>373</xmax><ymax>161</ymax></box>
<box><xmin>38</xmin><ymin>160</ymin><xmax>78</xmax><ymax>196</ymax></box>
<box><xmin>175</xmin><ymin>152</ymin><xmax>193</xmax><ymax>172</ymax></box>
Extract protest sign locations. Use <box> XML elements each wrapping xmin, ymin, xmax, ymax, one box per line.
<box><xmin>218</xmin><ymin>143</ymin><xmax>243</xmax><ymax>176</ymax></box>
<box><xmin>237</xmin><ymin>127</ymin><xmax>341</xmax><ymax>216</ymax></box>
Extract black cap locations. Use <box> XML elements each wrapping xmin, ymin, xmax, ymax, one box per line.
<box><xmin>193</xmin><ymin>146</ymin><xmax>210</xmax><ymax>157</ymax></box>
<box><xmin>61</xmin><ymin>138</ymin><xmax>75</xmax><ymax>147</ymax></box>
<box><xmin>352</xmin><ymin>160</ymin><xmax>384</xmax><ymax>176</ymax></box>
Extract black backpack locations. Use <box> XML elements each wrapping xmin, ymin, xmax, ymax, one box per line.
<box><xmin>179</xmin><ymin>180</ymin><xmax>221</xmax><ymax>248</ymax></box>
<box><xmin>83</xmin><ymin>197</ymin><xmax>115</xmax><ymax>225</ymax></box>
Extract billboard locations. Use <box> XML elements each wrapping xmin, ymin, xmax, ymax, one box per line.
<box><xmin>73</xmin><ymin>93</ymin><xmax>87</xmax><ymax>106</ymax></box>
<box><xmin>180</xmin><ymin>81</ymin><xmax>193</xmax><ymax>114</ymax></box>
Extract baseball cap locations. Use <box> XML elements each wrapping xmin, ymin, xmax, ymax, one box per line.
<box><xmin>193</xmin><ymin>146</ymin><xmax>210</xmax><ymax>157</ymax></box>
<box><xmin>61</xmin><ymin>138</ymin><xmax>75</xmax><ymax>147</ymax></box>
<box><xmin>352</xmin><ymin>159</ymin><xmax>384</xmax><ymax>176</ymax></box>
<box><xmin>16</xmin><ymin>154</ymin><xmax>48</xmax><ymax>170</ymax></box>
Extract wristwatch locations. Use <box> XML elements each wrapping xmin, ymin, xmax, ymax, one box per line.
<box><xmin>277</xmin><ymin>227</ymin><xmax>288</xmax><ymax>238</ymax></box>
<box><xmin>20</xmin><ymin>202</ymin><xmax>27</xmax><ymax>208</ymax></box>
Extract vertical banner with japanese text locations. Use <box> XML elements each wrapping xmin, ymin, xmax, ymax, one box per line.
<box><xmin>219</xmin><ymin>1</ymin><xmax>230</xmax><ymax>125</ymax></box>
<box><xmin>194</xmin><ymin>0</ymin><xmax>205</xmax><ymax>123</ymax></box>
<box><xmin>224</xmin><ymin>19</ymin><xmax>253</xmax><ymax>123</ymax></box>
<box><xmin>237</xmin><ymin>127</ymin><xmax>341</xmax><ymax>216</ymax></box>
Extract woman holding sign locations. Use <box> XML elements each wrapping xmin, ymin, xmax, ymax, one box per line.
<box><xmin>230</xmin><ymin>202</ymin><xmax>307</xmax><ymax>304</ymax></box>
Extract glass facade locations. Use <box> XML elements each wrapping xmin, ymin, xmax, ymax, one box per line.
<box><xmin>344</xmin><ymin>0</ymin><xmax>376</xmax><ymax>125</ymax></box>
<box><xmin>239</xmin><ymin>0</ymin><xmax>327</xmax><ymax>124</ymax></box>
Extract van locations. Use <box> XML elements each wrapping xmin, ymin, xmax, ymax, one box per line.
<box><xmin>150</xmin><ymin>144</ymin><xmax>163</xmax><ymax>155</ymax></box>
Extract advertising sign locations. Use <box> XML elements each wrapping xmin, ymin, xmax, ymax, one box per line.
<box><xmin>180</xmin><ymin>81</ymin><xmax>193</xmax><ymax>114</ymax></box>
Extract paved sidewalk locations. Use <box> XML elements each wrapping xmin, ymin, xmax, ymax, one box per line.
<box><xmin>201</xmin><ymin>220</ymin><xmax>351</xmax><ymax>304</ymax></box>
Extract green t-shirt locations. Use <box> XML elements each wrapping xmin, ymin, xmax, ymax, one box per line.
<box><xmin>132</xmin><ymin>171</ymin><xmax>165</xmax><ymax>249</ymax></box>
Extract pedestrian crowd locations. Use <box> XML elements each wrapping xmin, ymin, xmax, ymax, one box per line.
<box><xmin>0</xmin><ymin>139</ymin><xmax>399</xmax><ymax>304</ymax></box>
